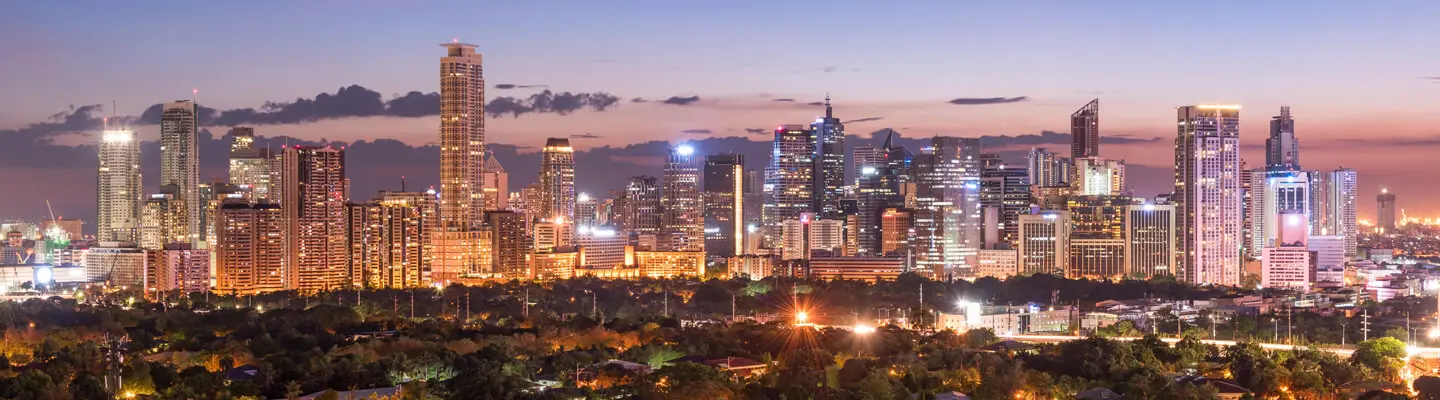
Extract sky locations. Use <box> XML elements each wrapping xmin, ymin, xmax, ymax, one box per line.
<box><xmin>1</xmin><ymin>1</ymin><xmax>1437</xmax><ymax>226</ymax></box>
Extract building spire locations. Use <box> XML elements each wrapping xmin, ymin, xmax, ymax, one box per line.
<box><xmin>824</xmin><ymin>93</ymin><xmax>832</xmax><ymax>119</ymax></box>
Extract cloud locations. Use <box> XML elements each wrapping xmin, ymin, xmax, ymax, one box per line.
<box><xmin>745</xmin><ymin>128</ymin><xmax>767</xmax><ymax>135</ymax></box>
<box><xmin>680</xmin><ymin>129</ymin><xmax>713</xmax><ymax>135</ymax></box>
<box><xmin>570</xmin><ymin>133</ymin><xmax>604</xmax><ymax>139</ymax></box>
<box><xmin>136</xmin><ymin>85</ymin><xmax>617</xmax><ymax>125</ymax></box>
<box><xmin>0</xmin><ymin>104</ymin><xmax>107</xmax><ymax>168</ymax></box>
<box><xmin>842</xmin><ymin>117</ymin><xmax>883</xmax><ymax>124</ymax></box>
<box><xmin>947</xmin><ymin>96</ymin><xmax>1029</xmax><ymax>105</ymax></box>
<box><xmin>772</xmin><ymin>98</ymin><xmax>795</xmax><ymax>102</ymax></box>
<box><xmin>494</xmin><ymin>84</ymin><xmax>549</xmax><ymax>89</ymax></box>
<box><xmin>806</xmin><ymin>101</ymin><xmax>824</xmax><ymax>106</ymax></box>
<box><xmin>630</xmin><ymin>97</ymin><xmax>648</xmax><ymax>103</ymax></box>
<box><xmin>660</xmin><ymin>96</ymin><xmax>701</xmax><ymax>106</ymax></box>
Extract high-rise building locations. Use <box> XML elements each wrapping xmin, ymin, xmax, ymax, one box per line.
<box><xmin>780</xmin><ymin>214</ymin><xmax>844</xmax><ymax>260</ymax></box>
<box><xmin>1308</xmin><ymin>235</ymin><xmax>1345</xmax><ymax>283</ymax></box>
<box><xmin>575</xmin><ymin>193</ymin><xmax>598</xmax><ymax>229</ymax></box>
<box><xmin>435</xmin><ymin>43</ymin><xmax>486</xmax><ymax>283</ymax></box>
<box><xmin>980</xmin><ymin>154</ymin><xmax>1031</xmax><ymax>246</ymax></box>
<box><xmin>1266</xmin><ymin>106</ymin><xmax>1300</xmax><ymax>172</ymax></box>
<box><xmin>1067</xmin><ymin>195</ymin><xmax>1130</xmax><ymax>240</ymax></box>
<box><xmin>215</xmin><ymin>202</ymin><xmax>287</xmax><ymax>295</ymax></box>
<box><xmin>661</xmin><ymin>145</ymin><xmax>703</xmax><ymax>252</ymax></box>
<box><xmin>763</xmin><ymin>125</ymin><xmax>816</xmax><ymax>247</ymax></box>
<box><xmin>1071</xmin><ymin>99</ymin><xmax>1100</xmax><ymax>160</ymax></box>
<box><xmin>139</xmin><ymin>186</ymin><xmax>188</xmax><ymax>250</ymax></box>
<box><xmin>160</xmin><ymin>100</ymin><xmax>200</xmax><ymax>245</ymax></box>
<box><xmin>975</xmin><ymin>249</ymin><xmax>1019</xmax><ymax>279</ymax></box>
<box><xmin>1251</xmin><ymin>171</ymin><xmax>1309</xmax><ymax>251</ymax></box>
<box><xmin>540</xmin><ymin>138</ymin><xmax>576</xmax><ymax>223</ymax></box>
<box><xmin>913</xmin><ymin>137</ymin><xmax>983</xmax><ymax>278</ymax></box>
<box><xmin>704</xmin><ymin>154</ymin><xmax>745</xmax><ymax>259</ymax></box>
<box><xmin>84</xmin><ymin>244</ymin><xmax>148</xmax><ymax>289</ymax></box>
<box><xmin>1125</xmin><ymin>204</ymin><xmax>1177</xmax><ymax>279</ymax></box>
<box><xmin>533</xmin><ymin>220</ymin><xmax>574</xmax><ymax>253</ymax></box>
<box><xmin>481</xmin><ymin>152</ymin><xmax>509</xmax><ymax>211</ymax></box>
<box><xmin>742</xmin><ymin>169</ymin><xmax>763</xmax><ymax>241</ymax></box>
<box><xmin>1073</xmin><ymin>157</ymin><xmax>1125</xmax><ymax>196</ymax></box>
<box><xmin>487</xmin><ymin>210</ymin><xmax>530</xmax><ymax>277</ymax></box>
<box><xmin>197</xmin><ymin>181</ymin><xmax>244</xmax><ymax>247</ymax></box>
<box><xmin>1240</xmin><ymin>166</ymin><xmax>1257</xmax><ymax>260</ymax></box>
<box><xmin>851</xmin><ymin>145</ymin><xmax>886</xmax><ymax>187</ymax></box>
<box><xmin>1018</xmin><ymin>211</ymin><xmax>1069</xmax><ymax>276</ymax></box>
<box><xmin>811</xmin><ymin>97</ymin><xmax>846</xmax><ymax>219</ymax></box>
<box><xmin>1261</xmin><ymin>211</ymin><xmax>1312</xmax><ymax>290</ymax></box>
<box><xmin>228</xmin><ymin>127</ymin><xmax>276</xmax><ymax>201</ymax></box>
<box><xmin>146</xmin><ymin>243</ymin><xmax>211</xmax><ymax>295</ymax></box>
<box><xmin>1069</xmin><ymin>239</ymin><xmax>1125</xmax><ymax>280</ymax></box>
<box><xmin>857</xmin><ymin>133</ymin><xmax>912</xmax><ymax>255</ymax></box>
<box><xmin>280</xmin><ymin>146</ymin><xmax>348</xmax><ymax>292</ymax></box>
<box><xmin>623</xmin><ymin>176</ymin><xmax>662</xmax><ymax>234</ymax></box>
<box><xmin>1377</xmin><ymin>187</ymin><xmax>1396</xmax><ymax>234</ymax></box>
<box><xmin>347</xmin><ymin>191</ymin><xmax>436</xmax><ymax>289</ymax></box>
<box><xmin>1027</xmin><ymin>148</ymin><xmax>1067</xmax><ymax>188</ymax></box>
<box><xmin>577</xmin><ymin>228</ymin><xmax>628</xmax><ymax>269</ymax></box>
<box><xmin>98</xmin><ymin>128</ymin><xmax>141</xmax><ymax>242</ymax></box>
<box><xmin>1174</xmin><ymin>105</ymin><xmax>1243</xmax><ymax>285</ymax></box>
<box><xmin>879</xmin><ymin>208</ymin><xmax>914</xmax><ymax>258</ymax></box>
<box><xmin>1319</xmin><ymin>168</ymin><xmax>1358</xmax><ymax>258</ymax></box>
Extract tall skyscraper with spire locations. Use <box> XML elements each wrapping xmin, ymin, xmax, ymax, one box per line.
<box><xmin>811</xmin><ymin>96</ymin><xmax>846</xmax><ymax>219</ymax></box>
<box><xmin>98</xmin><ymin>125</ymin><xmax>141</xmax><ymax>242</ymax></box>
<box><xmin>434</xmin><ymin>42</ymin><xmax>486</xmax><ymax>282</ymax></box>
<box><xmin>1071</xmin><ymin>99</ymin><xmax>1100</xmax><ymax>160</ymax></box>
<box><xmin>160</xmin><ymin>100</ymin><xmax>200</xmax><ymax>245</ymax></box>
<box><xmin>539</xmin><ymin>138</ymin><xmax>576</xmax><ymax>223</ymax></box>
<box><xmin>1267</xmin><ymin>106</ymin><xmax>1299</xmax><ymax>171</ymax></box>
<box><xmin>1174</xmin><ymin>105</ymin><xmax>1243</xmax><ymax>285</ymax></box>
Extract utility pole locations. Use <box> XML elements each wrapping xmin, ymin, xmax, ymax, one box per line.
<box><xmin>523</xmin><ymin>288</ymin><xmax>530</xmax><ymax>318</ymax></box>
<box><xmin>1286</xmin><ymin>305</ymin><xmax>1293</xmax><ymax>344</ymax></box>
<box><xmin>1341</xmin><ymin>321</ymin><xmax>1348</xmax><ymax>346</ymax></box>
<box><xmin>409</xmin><ymin>290</ymin><xmax>415</xmax><ymax>320</ymax></box>
<box><xmin>591</xmin><ymin>290</ymin><xmax>597</xmax><ymax>318</ymax></box>
<box><xmin>731</xmin><ymin>294</ymin><xmax>736</xmax><ymax>323</ymax></box>
<box><xmin>664</xmin><ymin>291</ymin><xmax>670</xmax><ymax>317</ymax></box>
<box><xmin>1361</xmin><ymin>310</ymin><xmax>1371</xmax><ymax>342</ymax></box>
<box><xmin>1272</xmin><ymin>318</ymin><xmax>1278</xmax><ymax>343</ymax></box>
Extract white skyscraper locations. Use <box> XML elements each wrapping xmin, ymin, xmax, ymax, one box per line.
<box><xmin>1017</xmin><ymin>211</ymin><xmax>1070</xmax><ymax>276</ymax></box>
<box><xmin>1074</xmin><ymin>157</ymin><xmax>1126</xmax><ymax>196</ymax></box>
<box><xmin>160</xmin><ymin>100</ymin><xmax>200</xmax><ymax>245</ymax></box>
<box><xmin>1125</xmin><ymin>203</ymin><xmax>1177</xmax><ymax>279</ymax></box>
<box><xmin>97</xmin><ymin>128</ymin><xmax>141</xmax><ymax>242</ymax></box>
<box><xmin>434</xmin><ymin>42</ymin><xmax>487</xmax><ymax>283</ymax></box>
<box><xmin>1251</xmin><ymin>171</ymin><xmax>1310</xmax><ymax>251</ymax></box>
<box><xmin>1322</xmin><ymin>168</ymin><xmax>1358</xmax><ymax>259</ymax></box>
<box><xmin>1174</xmin><ymin>105</ymin><xmax>1242</xmax><ymax>286</ymax></box>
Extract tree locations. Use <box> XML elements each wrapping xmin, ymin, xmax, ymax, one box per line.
<box><xmin>1225</xmin><ymin>342</ymin><xmax>1283</xmax><ymax>396</ymax></box>
<box><xmin>70</xmin><ymin>372</ymin><xmax>110</xmax><ymax>400</ymax></box>
<box><xmin>856</xmin><ymin>370</ymin><xmax>895</xmax><ymax>400</ymax></box>
<box><xmin>1352</xmin><ymin>337</ymin><xmax>1407</xmax><ymax>380</ymax></box>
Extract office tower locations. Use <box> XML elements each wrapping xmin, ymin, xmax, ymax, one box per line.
<box><xmin>1073</xmin><ymin>157</ymin><xmax>1125</xmax><ymax>196</ymax></box>
<box><xmin>487</xmin><ymin>211</ymin><xmax>530</xmax><ymax>277</ymax></box>
<box><xmin>146</xmin><ymin>243</ymin><xmax>211</xmax><ymax>294</ymax></box>
<box><xmin>742</xmin><ymin>169</ymin><xmax>763</xmax><ymax>237</ymax></box>
<box><xmin>84</xmin><ymin>245</ymin><xmax>147</xmax><ymax>288</ymax></box>
<box><xmin>1250</xmin><ymin>171</ymin><xmax>1309</xmax><ymax>251</ymax></box>
<box><xmin>435</xmin><ymin>42</ymin><xmax>486</xmax><ymax>283</ymax></box>
<box><xmin>1071</xmin><ymin>98</ymin><xmax>1100</xmax><ymax>160</ymax></box>
<box><xmin>1174</xmin><ymin>105</ymin><xmax>1242</xmax><ymax>285</ymax></box>
<box><xmin>228</xmin><ymin>127</ymin><xmax>276</xmax><ymax>201</ymax></box>
<box><xmin>851</xmin><ymin>145</ymin><xmax>886</xmax><ymax>187</ymax></box>
<box><xmin>811</xmin><ymin>96</ymin><xmax>846</xmax><ymax>219</ymax></box>
<box><xmin>1125</xmin><ymin>203</ymin><xmax>1177</xmax><ymax>278</ymax></box>
<box><xmin>913</xmin><ymin>137</ymin><xmax>983</xmax><ymax>278</ymax></box>
<box><xmin>347</xmin><ymin>191</ymin><xmax>436</xmax><ymax>289</ymax></box>
<box><xmin>97</xmin><ymin>128</ymin><xmax>141</xmax><ymax>242</ymax></box>
<box><xmin>857</xmin><ymin>133</ymin><xmax>912</xmax><ymax>255</ymax></box>
<box><xmin>481</xmin><ymin>152</ymin><xmax>509</xmax><ymax>211</ymax></box>
<box><xmin>575</xmin><ymin>193</ymin><xmax>598</xmax><ymax>229</ymax></box>
<box><xmin>280</xmin><ymin>146</ymin><xmax>348</xmax><ymax>292</ymax></box>
<box><xmin>704</xmin><ymin>154</ymin><xmax>745</xmax><ymax>259</ymax></box>
<box><xmin>763</xmin><ymin>124</ymin><xmax>816</xmax><ymax>247</ymax></box>
<box><xmin>879</xmin><ymin>208</ymin><xmax>914</xmax><ymax>257</ymax></box>
<box><xmin>1377</xmin><ymin>187</ymin><xmax>1396</xmax><ymax>234</ymax></box>
<box><xmin>577</xmin><ymin>229</ymin><xmax>628</xmax><ymax>269</ymax></box>
<box><xmin>531</xmin><ymin>250</ymin><xmax>579</xmax><ymax>281</ymax></box>
<box><xmin>1067</xmin><ymin>195</ymin><xmax>1129</xmax><ymax>240</ymax></box>
<box><xmin>1069</xmin><ymin>239</ymin><xmax>1125</xmax><ymax>279</ymax></box>
<box><xmin>1308</xmin><ymin>235</ymin><xmax>1345</xmax><ymax>283</ymax></box>
<box><xmin>623</xmin><ymin>176</ymin><xmax>662</xmax><ymax>234</ymax></box>
<box><xmin>520</xmin><ymin>183</ymin><xmax>544</xmax><ymax>222</ymax></box>
<box><xmin>1322</xmin><ymin>168</ymin><xmax>1358</xmax><ymax>258</ymax></box>
<box><xmin>139</xmin><ymin>186</ymin><xmax>188</xmax><ymax>250</ymax></box>
<box><xmin>197</xmin><ymin>181</ymin><xmax>244</xmax><ymax>247</ymax></box>
<box><xmin>1240</xmin><ymin>166</ymin><xmax>1257</xmax><ymax>260</ymax></box>
<box><xmin>1266</xmin><ymin>106</ymin><xmax>1300</xmax><ymax>172</ymax></box>
<box><xmin>661</xmin><ymin>145</ymin><xmax>704</xmax><ymax>252</ymax></box>
<box><xmin>1261</xmin><ymin>210</ymin><xmax>1311</xmax><ymax>290</ymax></box>
<box><xmin>160</xmin><ymin>100</ymin><xmax>200</xmax><ymax>245</ymax></box>
<box><xmin>629</xmin><ymin>248</ymin><xmax>706</xmax><ymax>278</ymax></box>
<box><xmin>1017</xmin><ymin>211</ymin><xmax>1069</xmax><ymax>276</ymax></box>
<box><xmin>980</xmin><ymin>154</ymin><xmax>1031</xmax><ymax>246</ymax></box>
<box><xmin>216</xmin><ymin>202</ymin><xmax>286</xmax><ymax>294</ymax></box>
<box><xmin>1027</xmin><ymin>148</ymin><xmax>1067</xmax><ymax>187</ymax></box>
<box><xmin>975</xmin><ymin>249</ymin><xmax>1019</xmax><ymax>279</ymax></box>
<box><xmin>780</xmin><ymin>214</ymin><xmax>844</xmax><ymax>260</ymax></box>
<box><xmin>533</xmin><ymin>220</ymin><xmax>574</xmax><ymax>253</ymax></box>
<box><xmin>539</xmin><ymin>138</ymin><xmax>576</xmax><ymax>223</ymax></box>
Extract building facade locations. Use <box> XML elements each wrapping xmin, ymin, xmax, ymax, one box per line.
<box><xmin>160</xmin><ymin>100</ymin><xmax>200</xmax><ymax>245</ymax></box>
<box><xmin>1174</xmin><ymin>105</ymin><xmax>1243</xmax><ymax>285</ymax></box>
<box><xmin>280</xmin><ymin>146</ymin><xmax>348</xmax><ymax>292</ymax></box>
<box><xmin>704</xmin><ymin>154</ymin><xmax>745</xmax><ymax>259</ymax></box>
<box><xmin>661</xmin><ymin>145</ymin><xmax>704</xmax><ymax>252</ymax></box>
<box><xmin>1017</xmin><ymin>211</ymin><xmax>1069</xmax><ymax>276</ymax></box>
<box><xmin>97</xmin><ymin>129</ymin><xmax>141</xmax><ymax>242</ymax></box>
<box><xmin>539</xmin><ymin>138</ymin><xmax>576</xmax><ymax>224</ymax></box>
<box><xmin>763</xmin><ymin>125</ymin><xmax>816</xmax><ymax>248</ymax></box>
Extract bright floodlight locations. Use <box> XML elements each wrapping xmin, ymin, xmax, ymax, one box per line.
<box><xmin>1429</xmin><ymin>328</ymin><xmax>1440</xmax><ymax>339</ymax></box>
<box><xmin>854</xmin><ymin>323</ymin><xmax>876</xmax><ymax>335</ymax></box>
<box><xmin>578</xmin><ymin>192</ymin><xmax>591</xmax><ymax>202</ymax></box>
<box><xmin>676</xmin><ymin>144</ymin><xmax>695</xmax><ymax>156</ymax></box>
<box><xmin>796</xmin><ymin>311</ymin><xmax>809</xmax><ymax>323</ymax></box>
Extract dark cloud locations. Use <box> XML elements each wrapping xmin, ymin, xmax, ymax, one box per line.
<box><xmin>136</xmin><ymin>85</ymin><xmax>617</xmax><ymax>125</ymax></box>
<box><xmin>494</xmin><ymin>84</ymin><xmax>548</xmax><ymax>89</ymax></box>
<box><xmin>0</xmin><ymin>104</ymin><xmax>108</xmax><ymax>168</ymax></box>
<box><xmin>806</xmin><ymin>101</ymin><xmax>824</xmax><ymax>106</ymax></box>
<box><xmin>745</xmin><ymin>128</ymin><xmax>768</xmax><ymax>135</ymax></box>
<box><xmin>570</xmin><ymin>133</ymin><xmax>604</xmax><ymax>139</ymax></box>
<box><xmin>772</xmin><ymin>98</ymin><xmax>796</xmax><ymax>102</ymax></box>
<box><xmin>630</xmin><ymin>97</ymin><xmax>648</xmax><ymax>103</ymax></box>
<box><xmin>660</xmin><ymin>96</ymin><xmax>701</xmax><ymax>106</ymax></box>
<box><xmin>680</xmin><ymin>129</ymin><xmax>713</xmax><ymax>135</ymax></box>
<box><xmin>947</xmin><ymin>96</ymin><xmax>1029</xmax><ymax>105</ymax></box>
<box><xmin>842</xmin><ymin>117</ymin><xmax>883</xmax><ymax>124</ymax></box>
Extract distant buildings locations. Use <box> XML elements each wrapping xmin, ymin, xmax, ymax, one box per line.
<box><xmin>347</xmin><ymin>191</ymin><xmax>436</xmax><ymax>289</ymax></box>
<box><xmin>1071</xmin><ymin>99</ymin><xmax>1100</xmax><ymax>160</ymax></box>
<box><xmin>228</xmin><ymin>127</ymin><xmax>276</xmax><ymax>201</ymax></box>
<box><xmin>1377</xmin><ymin>187</ymin><xmax>1397</xmax><ymax>233</ymax></box>
<box><xmin>1027</xmin><ymin>148</ymin><xmax>1067</xmax><ymax>188</ymax></box>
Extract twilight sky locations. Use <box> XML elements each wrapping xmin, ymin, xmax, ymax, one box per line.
<box><xmin>1</xmin><ymin>1</ymin><xmax>1437</xmax><ymax>226</ymax></box>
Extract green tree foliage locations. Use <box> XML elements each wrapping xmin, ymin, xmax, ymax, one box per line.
<box><xmin>1352</xmin><ymin>337</ymin><xmax>1407</xmax><ymax>380</ymax></box>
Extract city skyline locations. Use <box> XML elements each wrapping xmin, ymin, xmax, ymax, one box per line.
<box><xmin>1</xmin><ymin>2</ymin><xmax>1436</xmax><ymax>223</ymax></box>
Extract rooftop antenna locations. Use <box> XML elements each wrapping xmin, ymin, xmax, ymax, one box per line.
<box><xmin>401</xmin><ymin>176</ymin><xmax>407</xmax><ymax>192</ymax></box>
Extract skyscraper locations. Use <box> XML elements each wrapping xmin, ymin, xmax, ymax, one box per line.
<box><xmin>228</xmin><ymin>127</ymin><xmax>276</xmax><ymax>201</ymax></box>
<box><xmin>1018</xmin><ymin>211</ymin><xmax>1069</xmax><ymax>276</ymax></box>
<box><xmin>487</xmin><ymin>210</ymin><xmax>529</xmax><ymax>277</ymax></box>
<box><xmin>1321</xmin><ymin>168</ymin><xmax>1358</xmax><ymax>258</ymax></box>
<box><xmin>160</xmin><ymin>100</ymin><xmax>200</xmax><ymax>245</ymax></box>
<box><xmin>347</xmin><ymin>191</ymin><xmax>436</xmax><ymax>289</ymax></box>
<box><xmin>1125</xmin><ymin>203</ymin><xmax>1176</xmax><ymax>279</ymax></box>
<box><xmin>704</xmin><ymin>154</ymin><xmax>745</xmax><ymax>259</ymax></box>
<box><xmin>481</xmin><ymin>152</ymin><xmax>508</xmax><ymax>211</ymax></box>
<box><xmin>216</xmin><ymin>201</ymin><xmax>286</xmax><ymax>295</ymax></box>
<box><xmin>1377</xmin><ymin>187</ymin><xmax>1397</xmax><ymax>233</ymax></box>
<box><xmin>1266</xmin><ymin>106</ymin><xmax>1300</xmax><ymax>172</ymax></box>
<box><xmin>1174</xmin><ymin>105</ymin><xmax>1243</xmax><ymax>285</ymax></box>
<box><xmin>435</xmin><ymin>42</ymin><xmax>486</xmax><ymax>282</ymax></box>
<box><xmin>98</xmin><ymin>128</ymin><xmax>141</xmax><ymax>242</ymax></box>
<box><xmin>138</xmin><ymin>187</ymin><xmax>187</xmax><ymax>250</ymax></box>
<box><xmin>857</xmin><ymin>132</ymin><xmax>911</xmax><ymax>255</ymax></box>
<box><xmin>913</xmin><ymin>137</ymin><xmax>982</xmax><ymax>278</ymax></box>
<box><xmin>1251</xmin><ymin>171</ymin><xmax>1309</xmax><ymax>251</ymax></box>
<box><xmin>1027</xmin><ymin>148</ymin><xmax>1067</xmax><ymax>188</ymax></box>
<box><xmin>575</xmin><ymin>193</ymin><xmax>598</xmax><ymax>229</ymax></box>
<box><xmin>623</xmin><ymin>176</ymin><xmax>662</xmax><ymax>234</ymax></box>
<box><xmin>763</xmin><ymin>124</ymin><xmax>815</xmax><ymax>247</ymax></box>
<box><xmin>851</xmin><ymin>145</ymin><xmax>886</xmax><ymax>187</ymax></box>
<box><xmin>1071</xmin><ymin>98</ymin><xmax>1100</xmax><ymax>160</ymax></box>
<box><xmin>980</xmin><ymin>154</ymin><xmax>1030</xmax><ymax>246</ymax></box>
<box><xmin>1073</xmin><ymin>157</ymin><xmax>1125</xmax><ymax>196</ymax></box>
<box><xmin>661</xmin><ymin>145</ymin><xmax>703</xmax><ymax>252</ymax></box>
<box><xmin>280</xmin><ymin>146</ymin><xmax>348</xmax><ymax>292</ymax></box>
<box><xmin>540</xmin><ymin>138</ymin><xmax>576</xmax><ymax>223</ymax></box>
<box><xmin>811</xmin><ymin>96</ymin><xmax>846</xmax><ymax>219</ymax></box>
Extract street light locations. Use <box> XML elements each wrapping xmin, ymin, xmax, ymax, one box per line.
<box><xmin>796</xmin><ymin>311</ymin><xmax>809</xmax><ymax>325</ymax></box>
<box><xmin>854</xmin><ymin>323</ymin><xmax>876</xmax><ymax>335</ymax></box>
